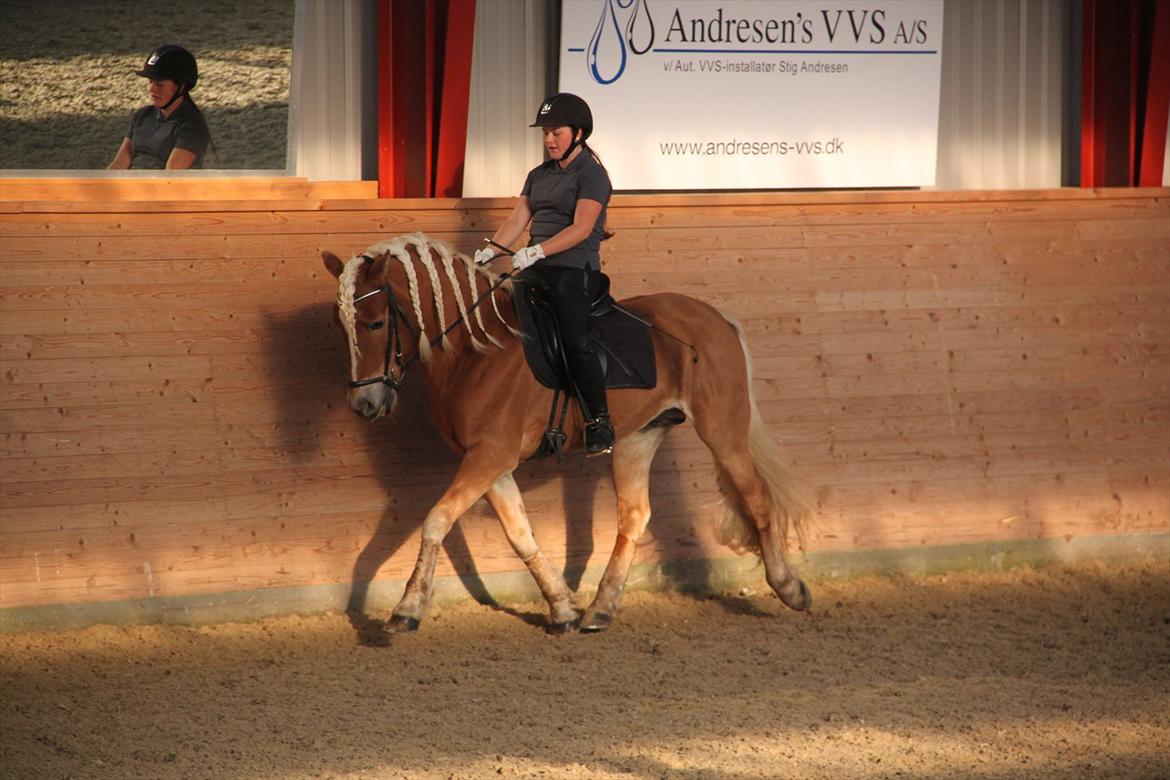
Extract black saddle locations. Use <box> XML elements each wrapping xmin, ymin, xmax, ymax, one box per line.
<box><xmin>511</xmin><ymin>270</ymin><xmax>656</xmax><ymax>458</ymax></box>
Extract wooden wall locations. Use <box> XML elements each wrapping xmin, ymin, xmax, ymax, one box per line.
<box><xmin>1</xmin><ymin>179</ymin><xmax>1167</xmax><ymax>622</ymax></box>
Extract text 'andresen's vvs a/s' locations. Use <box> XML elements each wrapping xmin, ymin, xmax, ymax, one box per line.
<box><xmin>663</xmin><ymin>59</ymin><xmax>849</xmax><ymax>75</ymax></box>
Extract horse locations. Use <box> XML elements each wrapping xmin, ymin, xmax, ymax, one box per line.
<box><xmin>321</xmin><ymin>232</ymin><xmax>811</xmax><ymax>634</ymax></box>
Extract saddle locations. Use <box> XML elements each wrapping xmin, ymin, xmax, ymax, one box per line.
<box><xmin>511</xmin><ymin>271</ymin><xmax>656</xmax><ymax>459</ymax></box>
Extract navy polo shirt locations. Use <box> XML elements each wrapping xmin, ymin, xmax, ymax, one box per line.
<box><xmin>521</xmin><ymin>150</ymin><xmax>612</xmax><ymax>270</ymax></box>
<box><xmin>125</xmin><ymin>99</ymin><xmax>211</xmax><ymax>169</ymax></box>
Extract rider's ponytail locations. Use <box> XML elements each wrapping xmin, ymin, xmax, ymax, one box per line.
<box><xmin>182</xmin><ymin>94</ymin><xmax>220</xmax><ymax>168</ymax></box>
<box><xmin>584</xmin><ymin>143</ymin><xmax>615</xmax><ymax>241</ymax></box>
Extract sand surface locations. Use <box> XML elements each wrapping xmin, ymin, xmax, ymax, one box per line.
<box><xmin>2</xmin><ymin>559</ymin><xmax>1168</xmax><ymax>779</ymax></box>
<box><xmin>0</xmin><ymin>0</ymin><xmax>292</xmax><ymax>170</ymax></box>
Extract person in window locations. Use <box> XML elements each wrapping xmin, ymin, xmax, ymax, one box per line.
<box><xmin>476</xmin><ymin>93</ymin><xmax>616</xmax><ymax>456</ymax></box>
<box><xmin>107</xmin><ymin>44</ymin><xmax>211</xmax><ymax>170</ymax></box>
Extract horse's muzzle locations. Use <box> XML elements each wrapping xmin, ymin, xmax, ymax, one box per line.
<box><xmin>349</xmin><ymin>385</ymin><xmax>394</xmax><ymax>419</ymax></box>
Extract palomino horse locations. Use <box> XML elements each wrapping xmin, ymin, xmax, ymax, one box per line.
<box><xmin>322</xmin><ymin>233</ymin><xmax>810</xmax><ymax>633</ymax></box>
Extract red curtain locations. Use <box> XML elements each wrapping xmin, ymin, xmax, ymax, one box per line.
<box><xmin>1081</xmin><ymin>0</ymin><xmax>1170</xmax><ymax>187</ymax></box>
<box><xmin>378</xmin><ymin>0</ymin><xmax>477</xmax><ymax>198</ymax></box>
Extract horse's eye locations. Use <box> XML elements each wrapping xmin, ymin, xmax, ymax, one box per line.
<box><xmin>367</xmin><ymin>321</ymin><xmax>385</xmax><ymax>331</ymax></box>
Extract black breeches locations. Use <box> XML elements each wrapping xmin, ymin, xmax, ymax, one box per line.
<box><xmin>528</xmin><ymin>264</ymin><xmax>608</xmax><ymax>419</ymax></box>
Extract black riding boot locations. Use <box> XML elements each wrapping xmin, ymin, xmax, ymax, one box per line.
<box><xmin>569</xmin><ymin>347</ymin><xmax>613</xmax><ymax>456</ymax></box>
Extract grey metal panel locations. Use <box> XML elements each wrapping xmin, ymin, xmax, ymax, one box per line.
<box><xmin>1164</xmin><ymin>101</ymin><xmax>1170</xmax><ymax>186</ymax></box>
<box><xmin>935</xmin><ymin>0</ymin><xmax>1069</xmax><ymax>189</ymax></box>
<box><xmin>291</xmin><ymin>0</ymin><xmax>377</xmax><ymax>181</ymax></box>
<box><xmin>463</xmin><ymin>0</ymin><xmax>554</xmax><ymax>197</ymax></box>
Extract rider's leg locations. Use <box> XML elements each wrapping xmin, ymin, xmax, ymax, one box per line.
<box><xmin>550</xmin><ymin>267</ymin><xmax>613</xmax><ymax>455</ymax></box>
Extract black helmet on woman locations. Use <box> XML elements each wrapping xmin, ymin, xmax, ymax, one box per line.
<box><xmin>531</xmin><ymin>93</ymin><xmax>593</xmax><ymax>161</ymax></box>
<box><xmin>531</xmin><ymin>93</ymin><xmax>592</xmax><ymax>137</ymax></box>
<box><xmin>137</xmin><ymin>44</ymin><xmax>199</xmax><ymax>90</ymax></box>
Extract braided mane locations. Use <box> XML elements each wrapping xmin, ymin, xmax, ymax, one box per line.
<box><xmin>336</xmin><ymin>233</ymin><xmax>518</xmax><ymax>367</ymax></box>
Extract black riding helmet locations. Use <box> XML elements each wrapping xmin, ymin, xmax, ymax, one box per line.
<box><xmin>137</xmin><ymin>45</ymin><xmax>198</xmax><ymax>110</ymax></box>
<box><xmin>531</xmin><ymin>93</ymin><xmax>593</xmax><ymax>160</ymax></box>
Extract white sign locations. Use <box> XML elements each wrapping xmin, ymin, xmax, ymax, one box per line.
<box><xmin>558</xmin><ymin>0</ymin><xmax>945</xmax><ymax>190</ymax></box>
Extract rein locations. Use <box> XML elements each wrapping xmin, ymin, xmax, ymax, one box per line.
<box><xmin>347</xmin><ymin>254</ymin><xmax>512</xmax><ymax>390</ymax></box>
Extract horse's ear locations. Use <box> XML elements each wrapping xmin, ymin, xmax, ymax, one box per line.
<box><xmin>322</xmin><ymin>251</ymin><xmax>345</xmax><ymax>279</ymax></box>
<box><xmin>369</xmin><ymin>252</ymin><xmax>389</xmax><ymax>280</ymax></box>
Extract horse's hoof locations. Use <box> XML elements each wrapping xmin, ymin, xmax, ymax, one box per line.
<box><xmin>780</xmin><ymin>579</ymin><xmax>812</xmax><ymax>612</ymax></box>
<box><xmin>546</xmin><ymin>619</ymin><xmax>578</xmax><ymax>636</ymax></box>
<box><xmin>388</xmin><ymin>614</ymin><xmax>421</xmax><ymax>633</ymax></box>
<box><xmin>578</xmin><ymin>611</ymin><xmax>612</xmax><ymax>633</ymax></box>
<box><xmin>357</xmin><ymin>626</ymin><xmax>392</xmax><ymax>647</ymax></box>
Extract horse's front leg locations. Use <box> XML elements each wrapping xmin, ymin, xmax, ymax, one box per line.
<box><xmin>484</xmin><ymin>473</ymin><xmax>579</xmax><ymax>632</ymax></box>
<box><xmin>389</xmin><ymin>453</ymin><xmax>502</xmax><ymax>633</ymax></box>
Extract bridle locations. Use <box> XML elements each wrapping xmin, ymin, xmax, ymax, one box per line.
<box><xmin>344</xmin><ymin>253</ymin><xmax>513</xmax><ymax>392</ymax></box>
<box><xmin>346</xmin><ymin>278</ymin><xmax>416</xmax><ymax>390</ymax></box>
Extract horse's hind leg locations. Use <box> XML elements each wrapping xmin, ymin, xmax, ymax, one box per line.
<box><xmin>579</xmin><ymin>424</ymin><xmax>672</xmax><ymax>632</ymax></box>
<box><xmin>484</xmin><ymin>473</ymin><xmax>579</xmax><ymax>632</ymax></box>
<box><xmin>693</xmin><ymin>398</ymin><xmax>811</xmax><ymax>612</ymax></box>
<box><xmin>716</xmin><ymin>456</ymin><xmax>811</xmax><ymax>611</ymax></box>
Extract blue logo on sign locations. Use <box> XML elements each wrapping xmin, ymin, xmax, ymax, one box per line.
<box><xmin>586</xmin><ymin>0</ymin><xmax>656</xmax><ymax>85</ymax></box>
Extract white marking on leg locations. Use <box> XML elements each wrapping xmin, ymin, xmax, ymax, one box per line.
<box><xmin>143</xmin><ymin>561</ymin><xmax>156</xmax><ymax>598</ymax></box>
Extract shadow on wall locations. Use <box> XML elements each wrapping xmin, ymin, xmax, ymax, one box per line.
<box><xmin>258</xmin><ymin>298</ymin><xmax>718</xmax><ymax>642</ymax></box>
<box><xmin>259</xmin><ymin>302</ymin><xmax>600</xmax><ymax>641</ymax></box>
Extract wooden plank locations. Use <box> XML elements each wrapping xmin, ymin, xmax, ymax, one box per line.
<box><xmin>3</xmin><ymin>217</ymin><xmax>1167</xmax><ymax>264</ymax></box>
<box><xmin>5</xmin><ymin>456</ymin><xmax>1163</xmax><ymax>556</ymax></box>
<box><xmin>1</xmin><ymin>243</ymin><xmax>1165</xmax><ymax>289</ymax></box>
<box><xmin>0</xmin><ymin>177</ymin><xmax>377</xmax><ymax>202</ymax></box>
<box><xmin>0</xmin><ymin>326</ymin><xmax>340</xmax><ymax>362</ymax></box>
<box><xmin>2</xmin><ymin>197</ymin><xmax>1164</xmax><ymax>239</ymax></box>
<box><xmin>0</xmin><ymin>301</ymin><xmax>336</xmax><ymax>336</ymax></box>
<box><xmin>1</xmin><ymin>182</ymin><xmax>1163</xmax><ymax>211</ymax></box>
<box><xmin>9</xmin><ymin>308</ymin><xmax>1161</xmax><ymax>367</ymax></box>
<box><xmin>0</xmin><ymin>208</ymin><xmax>509</xmax><ymax>239</ymax></box>
<box><xmin>0</xmin><ymin>281</ymin><xmax>333</xmax><ymax>313</ymax></box>
<box><xmin>2</xmin><ymin>360</ymin><xmax>1162</xmax><ymax>440</ymax></box>
<box><xmin>3</xmin><ymin>468</ymin><xmax>1165</xmax><ymax>609</ymax></box>
<box><xmin>9</xmin><ymin>402</ymin><xmax>1158</xmax><ymax>486</ymax></box>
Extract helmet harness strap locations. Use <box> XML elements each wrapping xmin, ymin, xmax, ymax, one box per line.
<box><xmin>159</xmin><ymin>84</ymin><xmax>188</xmax><ymax>113</ymax></box>
<box><xmin>560</xmin><ymin>128</ymin><xmax>585</xmax><ymax>165</ymax></box>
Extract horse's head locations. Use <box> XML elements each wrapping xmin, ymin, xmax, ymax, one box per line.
<box><xmin>323</xmin><ymin>249</ymin><xmax>406</xmax><ymax>419</ymax></box>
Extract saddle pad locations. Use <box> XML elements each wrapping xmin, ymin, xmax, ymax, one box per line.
<box><xmin>511</xmin><ymin>279</ymin><xmax>657</xmax><ymax>392</ymax></box>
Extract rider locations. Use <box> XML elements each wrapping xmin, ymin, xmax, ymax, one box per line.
<box><xmin>475</xmin><ymin>93</ymin><xmax>615</xmax><ymax>456</ymax></box>
<box><xmin>107</xmin><ymin>44</ymin><xmax>212</xmax><ymax>170</ymax></box>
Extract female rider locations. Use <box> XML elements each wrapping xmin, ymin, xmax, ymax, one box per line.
<box><xmin>475</xmin><ymin>93</ymin><xmax>615</xmax><ymax>456</ymax></box>
<box><xmin>108</xmin><ymin>44</ymin><xmax>211</xmax><ymax>170</ymax></box>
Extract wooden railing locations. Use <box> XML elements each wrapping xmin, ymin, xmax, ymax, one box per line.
<box><xmin>2</xmin><ymin>180</ymin><xmax>1167</xmax><ymax>621</ymax></box>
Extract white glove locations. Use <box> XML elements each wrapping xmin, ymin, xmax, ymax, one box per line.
<box><xmin>473</xmin><ymin>246</ymin><xmax>496</xmax><ymax>265</ymax></box>
<box><xmin>511</xmin><ymin>244</ymin><xmax>545</xmax><ymax>271</ymax></box>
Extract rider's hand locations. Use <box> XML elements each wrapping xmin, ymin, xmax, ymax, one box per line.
<box><xmin>473</xmin><ymin>246</ymin><xmax>495</xmax><ymax>265</ymax></box>
<box><xmin>511</xmin><ymin>244</ymin><xmax>544</xmax><ymax>271</ymax></box>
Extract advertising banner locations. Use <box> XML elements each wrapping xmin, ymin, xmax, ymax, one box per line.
<box><xmin>558</xmin><ymin>0</ymin><xmax>945</xmax><ymax>190</ymax></box>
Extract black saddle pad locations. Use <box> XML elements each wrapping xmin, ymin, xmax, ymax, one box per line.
<box><xmin>511</xmin><ymin>272</ymin><xmax>656</xmax><ymax>392</ymax></box>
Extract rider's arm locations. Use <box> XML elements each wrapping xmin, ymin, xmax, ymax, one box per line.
<box><xmin>489</xmin><ymin>197</ymin><xmax>533</xmax><ymax>251</ymax></box>
<box><xmin>165</xmin><ymin>147</ymin><xmax>198</xmax><ymax>170</ymax></box>
<box><xmin>107</xmin><ymin>139</ymin><xmax>133</xmax><ymax>170</ymax></box>
<box><xmin>532</xmin><ymin>198</ymin><xmax>603</xmax><ymax>257</ymax></box>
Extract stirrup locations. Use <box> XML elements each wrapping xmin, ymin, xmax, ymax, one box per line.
<box><xmin>585</xmin><ymin>415</ymin><xmax>614</xmax><ymax>457</ymax></box>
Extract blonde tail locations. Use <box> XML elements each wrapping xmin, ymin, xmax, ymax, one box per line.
<box><xmin>716</xmin><ymin>318</ymin><xmax>811</xmax><ymax>556</ymax></box>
